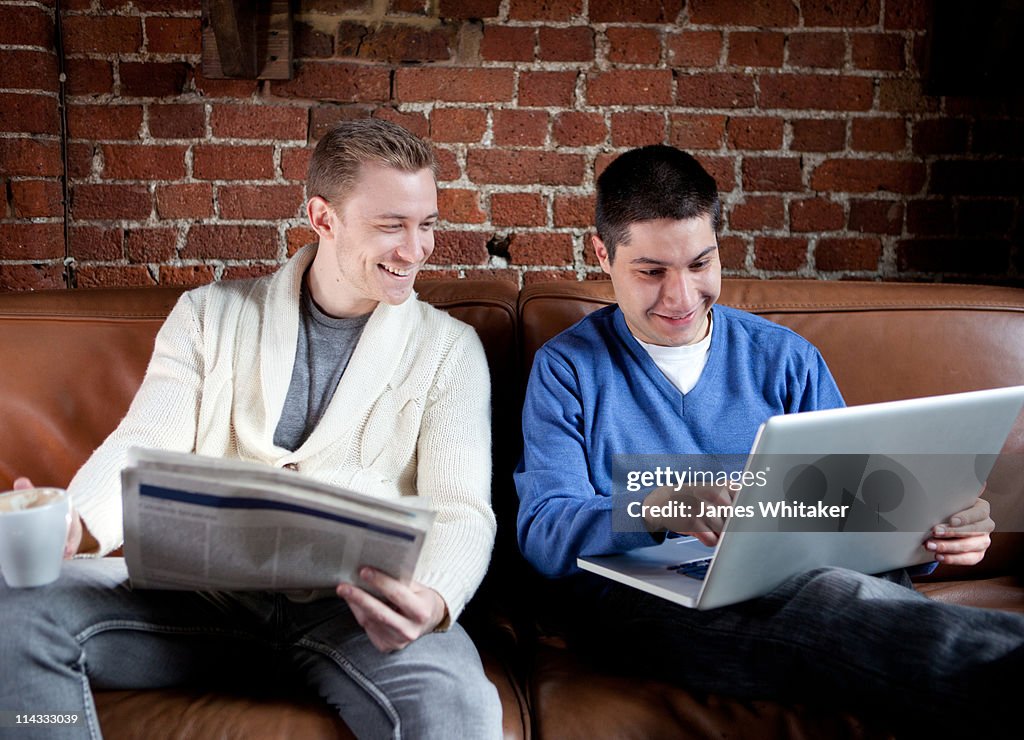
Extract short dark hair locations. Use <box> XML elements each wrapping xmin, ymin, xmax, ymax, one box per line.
<box><xmin>307</xmin><ymin>118</ymin><xmax>437</xmax><ymax>206</ymax></box>
<box><xmin>595</xmin><ymin>145</ymin><xmax>721</xmax><ymax>263</ymax></box>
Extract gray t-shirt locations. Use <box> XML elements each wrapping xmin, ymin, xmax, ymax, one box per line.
<box><xmin>272</xmin><ymin>277</ymin><xmax>371</xmax><ymax>451</ymax></box>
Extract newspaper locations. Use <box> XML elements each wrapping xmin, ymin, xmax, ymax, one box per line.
<box><xmin>120</xmin><ymin>448</ymin><xmax>433</xmax><ymax>592</ymax></box>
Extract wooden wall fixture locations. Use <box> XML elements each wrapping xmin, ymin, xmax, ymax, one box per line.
<box><xmin>202</xmin><ymin>0</ymin><xmax>292</xmax><ymax>80</ymax></box>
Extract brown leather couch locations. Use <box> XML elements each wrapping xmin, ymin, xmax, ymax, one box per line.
<box><xmin>1</xmin><ymin>277</ymin><xmax>1022</xmax><ymax>739</ymax></box>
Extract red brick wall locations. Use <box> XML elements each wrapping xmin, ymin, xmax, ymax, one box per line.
<box><xmin>1</xmin><ymin>0</ymin><xmax>1021</xmax><ymax>291</ymax></box>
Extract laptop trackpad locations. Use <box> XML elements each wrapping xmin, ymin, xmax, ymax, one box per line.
<box><xmin>578</xmin><ymin>537</ymin><xmax>716</xmax><ymax>607</ymax></box>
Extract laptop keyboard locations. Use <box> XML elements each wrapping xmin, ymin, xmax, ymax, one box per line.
<box><xmin>668</xmin><ymin>557</ymin><xmax>712</xmax><ymax>580</ymax></box>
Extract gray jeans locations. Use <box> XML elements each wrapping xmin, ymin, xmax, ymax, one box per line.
<box><xmin>577</xmin><ymin>566</ymin><xmax>1023</xmax><ymax>732</ymax></box>
<box><xmin>0</xmin><ymin>558</ymin><xmax>502</xmax><ymax>740</ymax></box>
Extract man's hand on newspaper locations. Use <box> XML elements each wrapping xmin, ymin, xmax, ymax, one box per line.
<box><xmin>13</xmin><ymin>477</ymin><xmax>82</xmax><ymax>558</ymax></box>
<box><xmin>336</xmin><ymin>567</ymin><xmax>448</xmax><ymax>653</ymax></box>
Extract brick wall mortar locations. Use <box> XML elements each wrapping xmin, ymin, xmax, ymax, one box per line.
<box><xmin>1</xmin><ymin>0</ymin><xmax>1021</xmax><ymax>290</ymax></box>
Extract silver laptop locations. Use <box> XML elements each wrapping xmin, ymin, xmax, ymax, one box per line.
<box><xmin>578</xmin><ymin>385</ymin><xmax>1024</xmax><ymax>610</ymax></box>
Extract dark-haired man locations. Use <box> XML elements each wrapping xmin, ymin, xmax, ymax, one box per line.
<box><xmin>515</xmin><ymin>144</ymin><xmax>1023</xmax><ymax>724</ymax></box>
<box><xmin>1</xmin><ymin>119</ymin><xmax>502</xmax><ymax>739</ymax></box>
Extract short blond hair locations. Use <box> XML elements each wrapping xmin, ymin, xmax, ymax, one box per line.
<box><xmin>307</xmin><ymin>118</ymin><xmax>437</xmax><ymax>205</ymax></box>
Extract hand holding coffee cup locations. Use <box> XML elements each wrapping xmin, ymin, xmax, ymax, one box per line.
<box><xmin>0</xmin><ymin>482</ymin><xmax>73</xmax><ymax>588</ymax></box>
<box><xmin>10</xmin><ymin>477</ymin><xmax>83</xmax><ymax>559</ymax></box>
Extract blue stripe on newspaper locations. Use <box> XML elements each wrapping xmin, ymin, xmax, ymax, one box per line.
<box><xmin>139</xmin><ymin>484</ymin><xmax>416</xmax><ymax>542</ymax></box>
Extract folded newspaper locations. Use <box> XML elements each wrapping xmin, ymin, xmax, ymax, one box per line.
<box><xmin>121</xmin><ymin>448</ymin><xmax>434</xmax><ymax>592</ymax></box>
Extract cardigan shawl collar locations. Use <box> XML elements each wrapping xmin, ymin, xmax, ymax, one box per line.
<box><xmin>239</xmin><ymin>244</ymin><xmax>418</xmax><ymax>463</ymax></box>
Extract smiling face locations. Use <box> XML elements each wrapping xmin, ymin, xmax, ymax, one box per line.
<box><xmin>594</xmin><ymin>214</ymin><xmax>721</xmax><ymax>347</ymax></box>
<box><xmin>307</xmin><ymin>163</ymin><xmax>438</xmax><ymax>317</ymax></box>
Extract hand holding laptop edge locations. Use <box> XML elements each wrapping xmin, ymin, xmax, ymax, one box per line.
<box><xmin>924</xmin><ymin>492</ymin><xmax>993</xmax><ymax>566</ymax></box>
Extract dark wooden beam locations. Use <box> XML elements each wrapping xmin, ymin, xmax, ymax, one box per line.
<box><xmin>257</xmin><ymin>0</ymin><xmax>293</xmax><ymax>81</ymax></box>
<box><xmin>202</xmin><ymin>0</ymin><xmax>292</xmax><ymax>80</ymax></box>
<box><xmin>206</xmin><ymin>0</ymin><xmax>257</xmax><ymax>78</ymax></box>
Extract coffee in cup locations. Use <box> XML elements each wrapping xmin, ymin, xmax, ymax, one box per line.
<box><xmin>0</xmin><ymin>487</ymin><xmax>70</xmax><ymax>588</ymax></box>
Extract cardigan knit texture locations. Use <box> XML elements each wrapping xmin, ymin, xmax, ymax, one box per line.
<box><xmin>515</xmin><ymin>304</ymin><xmax>845</xmax><ymax>579</ymax></box>
<box><xmin>70</xmin><ymin>245</ymin><xmax>496</xmax><ymax>621</ymax></box>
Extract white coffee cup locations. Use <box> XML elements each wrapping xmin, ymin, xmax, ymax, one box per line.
<box><xmin>0</xmin><ymin>487</ymin><xmax>71</xmax><ymax>588</ymax></box>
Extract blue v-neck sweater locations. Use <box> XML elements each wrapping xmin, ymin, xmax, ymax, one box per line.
<box><xmin>515</xmin><ymin>304</ymin><xmax>845</xmax><ymax>578</ymax></box>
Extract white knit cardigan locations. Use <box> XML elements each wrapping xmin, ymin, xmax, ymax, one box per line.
<box><xmin>70</xmin><ymin>245</ymin><xmax>496</xmax><ymax>621</ymax></box>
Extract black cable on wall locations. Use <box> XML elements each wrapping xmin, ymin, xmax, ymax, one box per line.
<box><xmin>53</xmin><ymin>0</ymin><xmax>74</xmax><ymax>288</ymax></box>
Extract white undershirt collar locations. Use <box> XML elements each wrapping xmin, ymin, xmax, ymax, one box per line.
<box><xmin>633</xmin><ymin>311</ymin><xmax>714</xmax><ymax>395</ymax></box>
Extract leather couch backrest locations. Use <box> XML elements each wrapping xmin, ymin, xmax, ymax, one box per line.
<box><xmin>413</xmin><ymin>280</ymin><xmax>524</xmax><ymax>593</ymax></box>
<box><xmin>0</xmin><ymin>286</ymin><xmax>186</xmax><ymax>490</ymax></box>
<box><xmin>520</xmin><ymin>279</ymin><xmax>1024</xmax><ymax>404</ymax></box>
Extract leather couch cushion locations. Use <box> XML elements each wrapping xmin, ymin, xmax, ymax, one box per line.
<box><xmin>94</xmin><ymin>647</ymin><xmax>528</xmax><ymax>739</ymax></box>
<box><xmin>915</xmin><ymin>575</ymin><xmax>1024</xmax><ymax>612</ymax></box>
<box><xmin>94</xmin><ymin>689</ymin><xmax>353</xmax><ymax>740</ymax></box>
<box><xmin>528</xmin><ymin>642</ymin><xmax>896</xmax><ymax>740</ymax></box>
